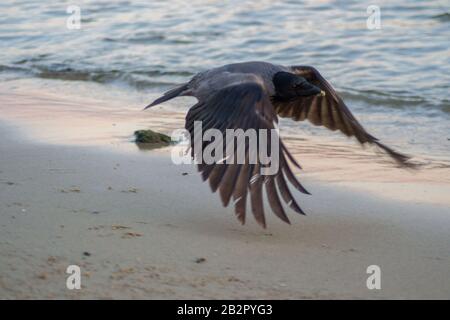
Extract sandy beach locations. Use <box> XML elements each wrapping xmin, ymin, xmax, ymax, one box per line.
<box><xmin>1</xmin><ymin>85</ymin><xmax>449</xmax><ymax>299</ymax></box>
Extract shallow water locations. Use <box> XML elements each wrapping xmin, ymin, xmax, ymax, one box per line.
<box><xmin>0</xmin><ymin>0</ymin><xmax>449</xmax><ymax>161</ymax></box>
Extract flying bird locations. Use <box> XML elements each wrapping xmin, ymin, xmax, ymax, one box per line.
<box><xmin>144</xmin><ymin>61</ymin><xmax>413</xmax><ymax>228</ymax></box>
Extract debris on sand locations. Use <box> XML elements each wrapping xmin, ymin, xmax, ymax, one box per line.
<box><xmin>194</xmin><ymin>257</ymin><xmax>206</xmax><ymax>264</ymax></box>
<box><xmin>110</xmin><ymin>267</ymin><xmax>135</xmax><ymax>280</ymax></box>
<box><xmin>37</xmin><ymin>272</ymin><xmax>48</xmax><ymax>280</ymax></box>
<box><xmin>122</xmin><ymin>232</ymin><xmax>142</xmax><ymax>239</ymax></box>
<box><xmin>134</xmin><ymin>130</ymin><xmax>172</xmax><ymax>147</ymax></box>
<box><xmin>47</xmin><ymin>256</ymin><xmax>58</xmax><ymax>265</ymax></box>
<box><xmin>111</xmin><ymin>225</ymin><xmax>130</xmax><ymax>230</ymax></box>
<box><xmin>227</xmin><ymin>276</ymin><xmax>242</xmax><ymax>282</ymax></box>
<box><xmin>60</xmin><ymin>186</ymin><xmax>81</xmax><ymax>193</ymax></box>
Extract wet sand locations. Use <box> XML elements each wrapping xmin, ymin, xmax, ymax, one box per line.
<box><xmin>0</xmin><ymin>86</ymin><xmax>450</xmax><ymax>299</ymax></box>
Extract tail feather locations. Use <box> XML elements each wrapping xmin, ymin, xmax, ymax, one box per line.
<box><xmin>373</xmin><ymin>140</ymin><xmax>418</xmax><ymax>169</ymax></box>
<box><xmin>144</xmin><ymin>83</ymin><xmax>189</xmax><ymax>109</ymax></box>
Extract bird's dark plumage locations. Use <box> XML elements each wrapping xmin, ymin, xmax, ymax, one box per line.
<box><xmin>145</xmin><ymin>61</ymin><xmax>414</xmax><ymax>227</ymax></box>
<box><xmin>275</xmin><ymin>66</ymin><xmax>413</xmax><ymax>167</ymax></box>
<box><xmin>185</xmin><ymin>82</ymin><xmax>308</xmax><ymax>227</ymax></box>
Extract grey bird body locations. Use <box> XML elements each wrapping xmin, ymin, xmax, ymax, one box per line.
<box><xmin>145</xmin><ymin>61</ymin><xmax>414</xmax><ymax>228</ymax></box>
<box><xmin>145</xmin><ymin>61</ymin><xmax>289</xmax><ymax>108</ymax></box>
<box><xmin>187</xmin><ymin>61</ymin><xmax>290</xmax><ymax>99</ymax></box>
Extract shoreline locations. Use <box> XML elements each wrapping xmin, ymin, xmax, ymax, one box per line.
<box><xmin>0</xmin><ymin>85</ymin><xmax>450</xmax><ymax>299</ymax></box>
<box><xmin>1</xmin><ymin>83</ymin><xmax>450</xmax><ymax>205</ymax></box>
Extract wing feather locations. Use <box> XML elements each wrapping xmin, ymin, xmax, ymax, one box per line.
<box><xmin>185</xmin><ymin>80</ymin><xmax>309</xmax><ymax>227</ymax></box>
<box><xmin>272</xmin><ymin>65</ymin><xmax>415</xmax><ymax>167</ymax></box>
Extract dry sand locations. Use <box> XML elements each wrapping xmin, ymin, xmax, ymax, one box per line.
<box><xmin>0</xmin><ymin>85</ymin><xmax>449</xmax><ymax>299</ymax></box>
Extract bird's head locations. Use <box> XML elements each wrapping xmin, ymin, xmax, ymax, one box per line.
<box><xmin>273</xmin><ymin>71</ymin><xmax>324</xmax><ymax>100</ymax></box>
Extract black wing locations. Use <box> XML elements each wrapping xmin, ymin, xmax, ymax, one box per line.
<box><xmin>185</xmin><ymin>82</ymin><xmax>309</xmax><ymax>228</ymax></box>
<box><xmin>272</xmin><ymin>65</ymin><xmax>414</xmax><ymax>167</ymax></box>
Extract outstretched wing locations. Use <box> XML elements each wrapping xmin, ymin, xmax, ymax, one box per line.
<box><xmin>272</xmin><ymin>65</ymin><xmax>414</xmax><ymax>167</ymax></box>
<box><xmin>185</xmin><ymin>81</ymin><xmax>309</xmax><ymax>228</ymax></box>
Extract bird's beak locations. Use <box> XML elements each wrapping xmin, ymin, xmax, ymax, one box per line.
<box><xmin>143</xmin><ymin>103</ymin><xmax>155</xmax><ymax>110</ymax></box>
<box><xmin>296</xmin><ymin>83</ymin><xmax>322</xmax><ymax>97</ymax></box>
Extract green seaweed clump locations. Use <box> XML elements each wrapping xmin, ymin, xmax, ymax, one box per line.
<box><xmin>134</xmin><ymin>129</ymin><xmax>172</xmax><ymax>148</ymax></box>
